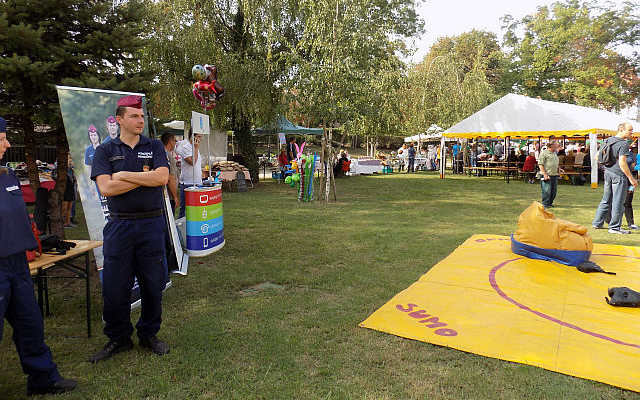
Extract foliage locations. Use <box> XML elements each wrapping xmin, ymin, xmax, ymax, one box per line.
<box><xmin>0</xmin><ymin>0</ymin><xmax>153</xmax><ymax>235</ymax></box>
<box><xmin>426</xmin><ymin>29</ymin><xmax>508</xmax><ymax>92</ymax></box>
<box><xmin>145</xmin><ymin>0</ymin><xmax>302</xmax><ymax>180</ymax></box>
<box><xmin>286</xmin><ymin>0</ymin><xmax>424</xmax><ymax>128</ymax></box>
<box><xmin>400</xmin><ymin>51</ymin><xmax>497</xmax><ymax>135</ymax></box>
<box><xmin>501</xmin><ymin>0</ymin><xmax>640</xmax><ymax>111</ymax></box>
<box><xmin>0</xmin><ymin>0</ymin><xmax>153</xmax><ymax>136</ymax></box>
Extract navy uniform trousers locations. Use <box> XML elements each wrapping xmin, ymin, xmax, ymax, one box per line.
<box><xmin>0</xmin><ymin>252</ymin><xmax>61</xmax><ymax>391</ymax></box>
<box><xmin>102</xmin><ymin>215</ymin><xmax>167</xmax><ymax>341</ymax></box>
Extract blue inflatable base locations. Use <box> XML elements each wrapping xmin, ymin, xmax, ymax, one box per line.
<box><xmin>510</xmin><ymin>235</ymin><xmax>591</xmax><ymax>266</ymax></box>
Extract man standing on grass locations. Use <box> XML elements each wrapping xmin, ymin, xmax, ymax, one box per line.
<box><xmin>538</xmin><ymin>140</ymin><xmax>564</xmax><ymax>210</ymax></box>
<box><xmin>407</xmin><ymin>143</ymin><xmax>416</xmax><ymax>173</ymax></box>
<box><xmin>593</xmin><ymin>122</ymin><xmax>637</xmax><ymax>234</ymax></box>
<box><xmin>452</xmin><ymin>142</ymin><xmax>460</xmax><ymax>173</ymax></box>
<box><xmin>287</xmin><ymin>137</ymin><xmax>297</xmax><ymax>163</ymax></box>
<box><xmin>89</xmin><ymin>95</ymin><xmax>170</xmax><ymax>363</ymax></box>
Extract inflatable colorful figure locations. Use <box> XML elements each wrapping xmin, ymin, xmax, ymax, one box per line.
<box><xmin>283</xmin><ymin>142</ymin><xmax>317</xmax><ymax>201</ymax></box>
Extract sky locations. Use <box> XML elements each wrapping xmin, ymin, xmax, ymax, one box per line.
<box><xmin>409</xmin><ymin>0</ymin><xmax>637</xmax><ymax>63</ymax></box>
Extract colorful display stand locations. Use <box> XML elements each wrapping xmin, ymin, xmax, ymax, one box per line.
<box><xmin>184</xmin><ymin>185</ymin><xmax>225</xmax><ymax>257</ymax></box>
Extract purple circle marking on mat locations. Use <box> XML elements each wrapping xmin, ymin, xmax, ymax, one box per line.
<box><xmin>489</xmin><ymin>256</ymin><xmax>640</xmax><ymax>349</ymax></box>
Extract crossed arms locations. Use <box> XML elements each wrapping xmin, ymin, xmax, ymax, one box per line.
<box><xmin>95</xmin><ymin>167</ymin><xmax>169</xmax><ymax>197</ymax></box>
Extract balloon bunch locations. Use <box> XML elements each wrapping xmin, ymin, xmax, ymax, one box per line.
<box><xmin>191</xmin><ymin>64</ymin><xmax>225</xmax><ymax>110</ymax></box>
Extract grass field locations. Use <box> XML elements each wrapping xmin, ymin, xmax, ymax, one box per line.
<box><xmin>2</xmin><ymin>171</ymin><xmax>640</xmax><ymax>399</ymax></box>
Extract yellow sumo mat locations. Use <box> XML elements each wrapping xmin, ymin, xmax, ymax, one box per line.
<box><xmin>360</xmin><ymin>234</ymin><xmax>640</xmax><ymax>392</ymax></box>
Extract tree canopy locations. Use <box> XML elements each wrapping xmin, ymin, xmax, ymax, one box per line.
<box><xmin>399</xmin><ymin>32</ymin><xmax>499</xmax><ymax>137</ymax></box>
<box><xmin>501</xmin><ymin>0</ymin><xmax>640</xmax><ymax>111</ymax></box>
<box><xmin>0</xmin><ymin>0</ymin><xmax>152</xmax><ymax>234</ymax></box>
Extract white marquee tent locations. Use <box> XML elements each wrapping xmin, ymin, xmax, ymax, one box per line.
<box><xmin>404</xmin><ymin>124</ymin><xmax>445</xmax><ymax>142</ymax></box>
<box><xmin>439</xmin><ymin>94</ymin><xmax>638</xmax><ymax>185</ymax></box>
<box><xmin>443</xmin><ymin>93</ymin><xmax>637</xmax><ymax>139</ymax></box>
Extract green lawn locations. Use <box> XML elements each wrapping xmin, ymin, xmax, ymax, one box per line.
<box><xmin>2</xmin><ymin>171</ymin><xmax>640</xmax><ymax>399</ymax></box>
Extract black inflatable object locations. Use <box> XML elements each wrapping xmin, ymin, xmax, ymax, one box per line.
<box><xmin>577</xmin><ymin>260</ymin><xmax>616</xmax><ymax>275</ymax></box>
<box><xmin>606</xmin><ymin>287</ymin><xmax>640</xmax><ymax>307</ymax></box>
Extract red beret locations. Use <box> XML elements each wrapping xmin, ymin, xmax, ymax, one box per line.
<box><xmin>117</xmin><ymin>95</ymin><xmax>142</xmax><ymax>109</ymax></box>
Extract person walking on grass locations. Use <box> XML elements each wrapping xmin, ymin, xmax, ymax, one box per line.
<box><xmin>592</xmin><ymin>122</ymin><xmax>637</xmax><ymax>234</ymax></box>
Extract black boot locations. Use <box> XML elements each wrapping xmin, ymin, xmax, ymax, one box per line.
<box><xmin>139</xmin><ymin>336</ymin><xmax>170</xmax><ymax>356</ymax></box>
<box><xmin>28</xmin><ymin>378</ymin><xmax>77</xmax><ymax>396</ymax></box>
<box><xmin>88</xmin><ymin>338</ymin><xmax>134</xmax><ymax>363</ymax></box>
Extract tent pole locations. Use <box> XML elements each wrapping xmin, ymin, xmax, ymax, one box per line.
<box><xmin>538</xmin><ymin>136</ymin><xmax>542</xmax><ymax>158</ymax></box>
<box><xmin>440</xmin><ymin>136</ymin><xmax>446</xmax><ymax>179</ymax></box>
<box><xmin>506</xmin><ymin>136</ymin><xmax>511</xmax><ymax>184</ymax></box>
<box><xmin>590</xmin><ymin>132</ymin><xmax>598</xmax><ymax>189</ymax></box>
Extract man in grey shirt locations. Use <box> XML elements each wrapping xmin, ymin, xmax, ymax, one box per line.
<box><xmin>494</xmin><ymin>140</ymin><xmax>504</xmax><ymax>159</ymax></box>
<box><xmin>593</xmin><ymin>122</ymin><xmax>637</xmax><ymax>234</ymax></box>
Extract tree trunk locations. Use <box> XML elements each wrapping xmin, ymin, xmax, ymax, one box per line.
<box><xmin>231</xmin><ymin>106</ymin><xmax>259</xmax><ymax>183</ymax></box>
<box><xmin>21</xmin><ymin>113</ymin><xmax>40</xmax><ymax>195</ymax></box>
<box><xmin>325</xmin><ymin>126</ymin><xmax>332</xmax><ymax>202</ymax></box>
<box><xmin>50</xmin><ymin>127</ymin><xmax>69</xmax><ymax>239</ymax></box>
<box><xmin>317</xmin><ymin>124</ymin><xmax>326</xmax><ymax>201</ymax></box>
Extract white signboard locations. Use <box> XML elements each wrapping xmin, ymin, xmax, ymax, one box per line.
<box><xmin>191</xmin><ymin>111</ymin><xmax>210</xmax><ymax>135</ymax></box>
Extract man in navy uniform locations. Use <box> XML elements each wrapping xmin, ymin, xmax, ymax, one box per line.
<box><xmin>0</xmin><ymin>116</ymin><xmax>77</xmax><ymax>395</ymax></box>
<box><xmin>89</xmin><ymin>96</ymin><xmax>170</xmax><ymax>362</ymax></box>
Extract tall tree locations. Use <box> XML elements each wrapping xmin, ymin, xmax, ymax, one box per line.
<box><xmin>426</xmin><ymin>30</ymin><xmax>509</xmax><ymax>93</ymax></box>
<box><xmin>400</xmin><ymin>48</ymin><xmax>497</xmax><ymax>139</ymax></box>
<box><xmin>501</xmin><ymin>0</ymin><xmax>640</xmax><ymax>110</ymax></box>
<box><xmin>287</xmin><ymin>0</ymin><xmax>423</xmax><ymax>200</ymax></box>
<box><xmin>0</xmin><ymin>0</ymin><xmax>153</xmax><ymax>235</ymax></box>
<box><xmin>145</xmin><ymin>0</ymin><xmax>300</xmax><ymax>181</ymax></box>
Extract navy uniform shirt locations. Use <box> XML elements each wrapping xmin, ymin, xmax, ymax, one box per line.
<box><xmin>90</xmin><ymin>136</ymin><xmax>169</xmax><ymax>213</ymax></box>
<box><xmin>0</xmin><ymin>168</ymin><xmax>38</xmax><ymax>257</ymax></box>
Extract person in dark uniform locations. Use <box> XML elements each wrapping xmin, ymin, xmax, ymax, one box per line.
<box><xmin>287</xmin><ymin>137</ymin><xmax>297</xmax><ymax>163</ymax></box>
<box><xmin>0</xmin><ymin>116</ymin><xmax>77</xmax><ymax>396</ymax></box>
<box><xmin>89</xmin><ymin>96</ymin><xmax>170</xmax><ymax>362</ymax></box>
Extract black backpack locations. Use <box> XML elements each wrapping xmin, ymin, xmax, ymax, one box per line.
<box><xmin>599</xmin><ymin>138</ymin><xmax>619</xmax><ymax>168</ymax></box>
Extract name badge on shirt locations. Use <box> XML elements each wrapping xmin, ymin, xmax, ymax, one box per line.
<box><xmin>109</xmin><ymin>156</ymin><xmax>125</xmax><ymax>162</ymax></box>
<box><xmin>138</xmin><ymin>151</ymin><xmax>153</xmax><ymax>159</ymax></box>
<box><xmin>5</xmin><ymin>185</ymin><xmax>19</xmax><ymax>192</ymax></box>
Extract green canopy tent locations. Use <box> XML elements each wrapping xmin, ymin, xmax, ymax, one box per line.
<box><xmin>253</xmin><ymin>115</ymin><xmax>324</xmax><ymax>136</ymax></box>
<box><xmin>253</xmin><ymin>115</ymin><xmax>323</xmax><ymax>178</ymax></box>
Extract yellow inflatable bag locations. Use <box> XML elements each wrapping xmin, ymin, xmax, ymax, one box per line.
<box><xmin>511</xmin><ymin>201</ymin><xmax>592</xmax><ymax>265</ymax></box>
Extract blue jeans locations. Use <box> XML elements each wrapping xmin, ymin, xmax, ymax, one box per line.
<box><xmin>178</xmin><ymin>184</ymin><xmax>187</xmax><ymax>219</ymax></box>
<box><xmin>540</xmin><ymin>175</ymin><xmax>558</xmax><ymax>207</ymax></box>
<box><xmin>593</xmin><ymin>171</ymin><xmax>628</xmax><ymax>230</ymax></box>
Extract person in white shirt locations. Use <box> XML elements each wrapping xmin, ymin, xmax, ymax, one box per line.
<box><xmin>397</xmin><ymin>143</ymin><xmax>407</xmax><ymax>171</ymax></box>
<box><xmin>176</xmin><ymin>128</ymin><xmax>203</xmax><ymax>219</ymax></box>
